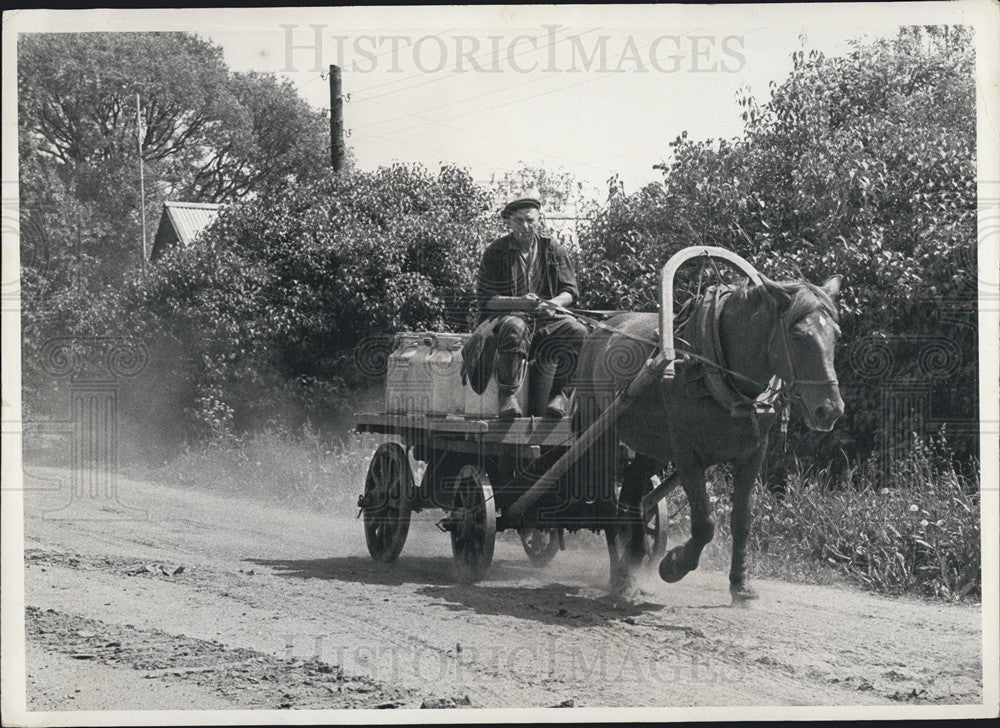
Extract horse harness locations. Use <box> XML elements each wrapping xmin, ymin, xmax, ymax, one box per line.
<box><xmin>685</xmin><ymin>284</ymin><xmax>838</xmax><ymax>438</ymax></box>
<box><xmin>546</xmin><ymin>282</ymin><xmax>834</xmax><ymax>437</ymax></box>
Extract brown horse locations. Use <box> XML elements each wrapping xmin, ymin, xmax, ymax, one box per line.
<box><xmin>573</xmin><ymin>275</ymin><xmax>843</xmax><ymax>604</ymax></box>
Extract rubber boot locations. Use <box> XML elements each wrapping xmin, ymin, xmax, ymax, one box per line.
<box><xmin>545</xmin><ymin>392</ymin><xmax>569</xmax><ymax>419</ymax></box>
<box><xmin>495</xmin><ymin>349</ymin><xmax>527</xmax><ymax>419</ymax></box>
<box><xmin>498</xmin><ymin>385</ymin><xmax>522</xmax><ymax>419</ymax></box>
<box><xmin>528</xmin><ymin>360</ymin><xmax>556</xmax><ymax>417</ymax></box>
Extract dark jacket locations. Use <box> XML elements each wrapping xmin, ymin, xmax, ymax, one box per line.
<box><xmin>462</xmin><ymin>234</ymin><xmax>580</xmax><ymax>393</ymax></box>
<box><xmin>476</xmin><ymin>234</ymin><xmax>580</xmax><ymax>325</ymax></box>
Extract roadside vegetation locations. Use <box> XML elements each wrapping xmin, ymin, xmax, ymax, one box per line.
<box><xmin>703</xmin><ymin>433</ymin><xmax>980</xmax><ymax>600</ymax></box>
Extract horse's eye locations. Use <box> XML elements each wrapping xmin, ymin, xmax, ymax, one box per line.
<box><xmin>790</xmin><ymin>328</ymin><xmax>810</xmax><ymax>341</ymax></box>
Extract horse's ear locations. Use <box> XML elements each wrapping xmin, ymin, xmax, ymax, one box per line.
<box><xmin>755</xmin><ymin>274</ymin><xmax>792</xmax><ymax>312</ymax></box>
<box><xmin>820</xmin><ymin>275</ymin><xmax>842</xmax><ymax>299</ymax></box>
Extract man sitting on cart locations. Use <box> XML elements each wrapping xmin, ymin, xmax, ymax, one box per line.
<box><xmin>461</xmin><ymin>196</ymin><xmax>588</xmax><ymax>419</ymax></box>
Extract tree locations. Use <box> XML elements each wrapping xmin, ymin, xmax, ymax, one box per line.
<box><xmin>18</xmin><ymin>32</ymin><xmax>332</xmax><ymax>283</ymax></box>
<box><xmin>577</xmin><ymin>27</ymin><xmax>977</xmax><ymax>466</ymax></box>
<box><xmin>18</xmin><ymin>32</ymin><xmax>336</xmax><ymax>419</ymax></box>
<box><xmin>181</xmin><ymin>71</ymin><xmax>330</xmax><ymax>201</ymax></box>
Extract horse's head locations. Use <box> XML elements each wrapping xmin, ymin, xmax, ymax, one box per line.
<box><xmin>755</xmin><ymin>274</ymin><xmax>844</xmax><ymax>432</ymax></box>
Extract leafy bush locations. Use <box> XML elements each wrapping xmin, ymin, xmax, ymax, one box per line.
<box><xmin>705</xmin><ymin>434</ymin><xmax>980</xmax><ymax>600</ymax></box>
<box><xmin>578</xmin><ymin>27</ymin><xmax>977</xmax><ymax>469</ymax></box>
<box><xmin>97</xmin><ymin>164</ymin><xmax>496</xmax><ymax>439</ymax></box>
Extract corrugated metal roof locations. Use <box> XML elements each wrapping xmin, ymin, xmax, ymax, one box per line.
<box><xmin>163</xmin><ymin>201</ymin><xmax>222</xmax><ymax>245</ymax></box>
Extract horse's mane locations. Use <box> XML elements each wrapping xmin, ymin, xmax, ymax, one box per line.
<box><xmin>730</xmin><ymin>278</ymin><xmax>839</xmax><ymax>324</ymax></box>
<box><xmin>777</xmin><ymin>278</ymin><xmax>839</xmax><ymax>324</ymax></box>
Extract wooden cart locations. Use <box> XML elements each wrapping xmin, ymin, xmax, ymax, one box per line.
<box><xmin>354</xmin><ymin>411</ymin><xmax>670</xmax><ymax>580</ymax></box>
<box><xmin>355</xmin><ymin>246</ymin><xmax>768</xmax><ymax>581</ymax></box>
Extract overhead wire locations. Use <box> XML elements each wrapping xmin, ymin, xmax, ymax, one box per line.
<box><xmin>357</xmin><ymin>94</ymin><xmax>617</xmax><ymax>176</ymax></box>
<box><xmin>299</xmin><ymin>27</ymin><xmax>460</xmax><ymax>91</ymax></box>
<box><xmin>351</xmin><ymin>27</ymin><xmax>604</xmax><ymax>129</ymax></box>
<box><xmin>349</xmin><ymin>128</ymin><xmax>508</xmax><ymax>173</ymax></box>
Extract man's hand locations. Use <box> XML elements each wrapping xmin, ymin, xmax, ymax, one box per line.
<box><xmin>546</xmin><ymin>291</ymin><xmax>574</xmax><ymax>310</ymax></box>
<box><xmin>523</xmin><ymin>293</ymin><xmax>541</xmax><ymax>310</ymax></box>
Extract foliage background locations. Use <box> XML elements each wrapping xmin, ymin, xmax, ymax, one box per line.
<box><xmin>20</xmin><ymin>28</ymin><xmax>978</xmax><ymax>470</ymax></box>
<box><xmin>18</xmin><ymin>27</ymin><xmax>980</xmax><ymax>600</ymax></box>
<box><xmin>576</xmin><ymin>26</ymin><xmax>977</xmax><ymax>470</ymax></box>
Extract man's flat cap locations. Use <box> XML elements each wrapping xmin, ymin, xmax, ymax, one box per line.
<box><xmin>501</xmin><ymin>197</ymin><xmax>542</xmax><ymax>219</ymax></box>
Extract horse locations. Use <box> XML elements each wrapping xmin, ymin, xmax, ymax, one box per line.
<box><xmin>572</xmin><ymin>274</ymin><xmax>843</xmax><ymax>604</ymax></box>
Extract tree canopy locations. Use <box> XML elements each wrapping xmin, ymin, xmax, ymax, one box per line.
<box><xmin>19</xmin><ymin>32</ymin><xmax>334</xmax><ymax>415</ymax></box>
<box><xmin>577</xmin><ymin>26</ymin><xmax>976</xmax><ymax>465</ymax></box>
<box><xmin>19</xmin><ymin>33</ymin><xmax>330</xmax><ymax>204</ymax></box>
<box><xmin>18</xmin><ymin>32</ymin><xmax>331</xmax><ymax>290</ymax></box>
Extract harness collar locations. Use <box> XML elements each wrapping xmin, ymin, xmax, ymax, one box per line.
<box><xmin>688</xmin><ymin>285</ymin><xmax>836</xmax><ymax>419</ymax></box>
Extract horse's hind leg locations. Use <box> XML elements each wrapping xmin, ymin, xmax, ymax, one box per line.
<box><xmin>658</xmin><ymin>462</ymin><xmax>713</xmax><ymax>583</ymax></box>
<box><xmin>614</xmin><ymin>454</ymin><xmax>661</xmax><ymax>599</ymax></box>
<box><xmin>729</xmin><ymin>447</ymin><xmax>765</xmax><ymax>603</ymax></box>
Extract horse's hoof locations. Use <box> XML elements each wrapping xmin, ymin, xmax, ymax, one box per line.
<box><xmin>658</xmin><ymin>552</ymin><xmax>686</xmax><ymax>584</ymax></box>
<box><xmin>730</xmin><ymin>585</ymin><xmax>759</xmax><ymax>603</ymax></box>
<box><xmin>612</xmin><ymin>586</ymin><xmax>640</xmax><ymax>609</ymax></box>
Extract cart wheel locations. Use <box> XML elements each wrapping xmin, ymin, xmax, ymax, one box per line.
<box><xmin>449</xmin><ymin>465</ymin><xmax>496</xmax><ymax>582</ymax></box>
<box><xmin>362</xmin><ymin>443</ymin><xmax>413</xmax><ymax>563</ymax></box>
<box><xmin>642</xmin><ymin>493</ymin><xmax>669</xmax><ymax>566</ymax></box>
<box><xmin>519</xmin><ymin>528</ymin><xmax>561</xmax><ymax>566</ymax></box>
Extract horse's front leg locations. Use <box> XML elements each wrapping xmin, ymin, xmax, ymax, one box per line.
<box><xmin>659</xmin><ymin>462</ymin><xmax>712</xmax><ymax>583</ymax></box>
<box><xmin>610</xmin><ymin>454</ymin><xmax>661</xmax><ymax>602</ymax></box>
<box><xmin>729</xmin><ymin>443</ymin><xmax>766</xmax><ymax>603</ymax></box>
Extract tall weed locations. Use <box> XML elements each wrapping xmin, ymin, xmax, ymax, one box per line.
<box><xmin>706</xmin><ymin>437</ymin><xmax>980</xmax><ymax>600</ymax></box>
<box><xmin>134</xmin><ymin>425</ymin><xmax>380</xmax><ymax>513</ymax></box>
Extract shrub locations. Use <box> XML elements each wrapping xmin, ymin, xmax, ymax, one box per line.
<box><xmin>577</xmin><ymin>28</ymin><xmax>978</xmax><ymax>470</ymax></box>
<box><xmin>135</xmin><ymin>425</ymin><xmax>380</xmax><ymax>512</ymax></box>
<box><xmin>94</xmin><ymin>164</ymin><xmax>495</xmax><ymax>440</ymax></box>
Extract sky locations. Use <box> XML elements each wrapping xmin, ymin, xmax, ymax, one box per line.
<box><xmin>197</xmin><ymin>6</ymin><xmax>903</xmax><ymax>202</ymax></box>
<box><xmin>8</xmin><ymin>5</ymin><xmax>946</xmax><ymax>203</ymax></box>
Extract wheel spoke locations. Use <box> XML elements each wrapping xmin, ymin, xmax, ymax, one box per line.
<box><xmin>362</xmin><ymin>444</ymin><xmax>413</xmax><ymax>563</ymax></box>
<box><xmin>446</xmin><ymin>467</ymin><xmax>495</xmax><ymax>579</ymax></box>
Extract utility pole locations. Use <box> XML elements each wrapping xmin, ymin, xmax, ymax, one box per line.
<box><xmin>136</xmin><ymin>93</ymin><xmax>147</xmax><ymax>267</ymax></box>
<box><xmin>330</xmin><ymin>64</ymin><xmax>345</xmax><ymax>173</ymax></box>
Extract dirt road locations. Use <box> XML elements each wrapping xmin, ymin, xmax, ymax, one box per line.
<box><xmin>17</xmin><ymin>466</ymin><xmax>983</xmax><ymax>712</ymax></box>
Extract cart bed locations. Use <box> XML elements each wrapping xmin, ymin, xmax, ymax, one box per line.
<box><xmin>355</xmin><ymin>412</ymin><xmax>575</xmax><ymax>455</ymax></box>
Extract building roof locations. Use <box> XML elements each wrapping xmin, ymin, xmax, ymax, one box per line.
<box><xmin>151</xmin><ymin>201</ymin><xmax>222</xmax><ymax>261</ymax></box>
<box><xmin>162</xmin><ymin>201</ymin><xmax>222</xmax><ymax>244</ymax></box>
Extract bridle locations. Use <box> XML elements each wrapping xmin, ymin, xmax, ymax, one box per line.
<box><xmin>767</xmin><ymin>308</ymin><xmax>840</xmax><ymax>395</ymax></box>
<box><xmin>539</xmin><ymin>296</ymin><xmax>840</xmax><ymax>407</ymax></box>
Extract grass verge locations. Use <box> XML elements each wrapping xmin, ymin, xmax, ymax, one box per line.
<box><xmin>700</xmin><ymin>439</ymin><xmax>980</xmax><ymax>601</ymax></box>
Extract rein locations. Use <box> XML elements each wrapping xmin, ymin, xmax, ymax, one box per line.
<box><xmin>539</xmin><ymin>299</ymin><xmax>770</xmax><ymax>393</ymax></box>
<box><xmin>541</xmin><ymin>300</ymin><xmax>764</xmax><ymax>389</ymax></box>
<box><xmin>542</xmin><ymin>291</ymin><xmax>834</xmax><ymax>413</ymax></box>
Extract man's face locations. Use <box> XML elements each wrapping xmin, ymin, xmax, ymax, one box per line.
<box><xmin>505</xmin><ymin>208</ymin><xmax>540</xmax><ymax>244</ymax></box>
